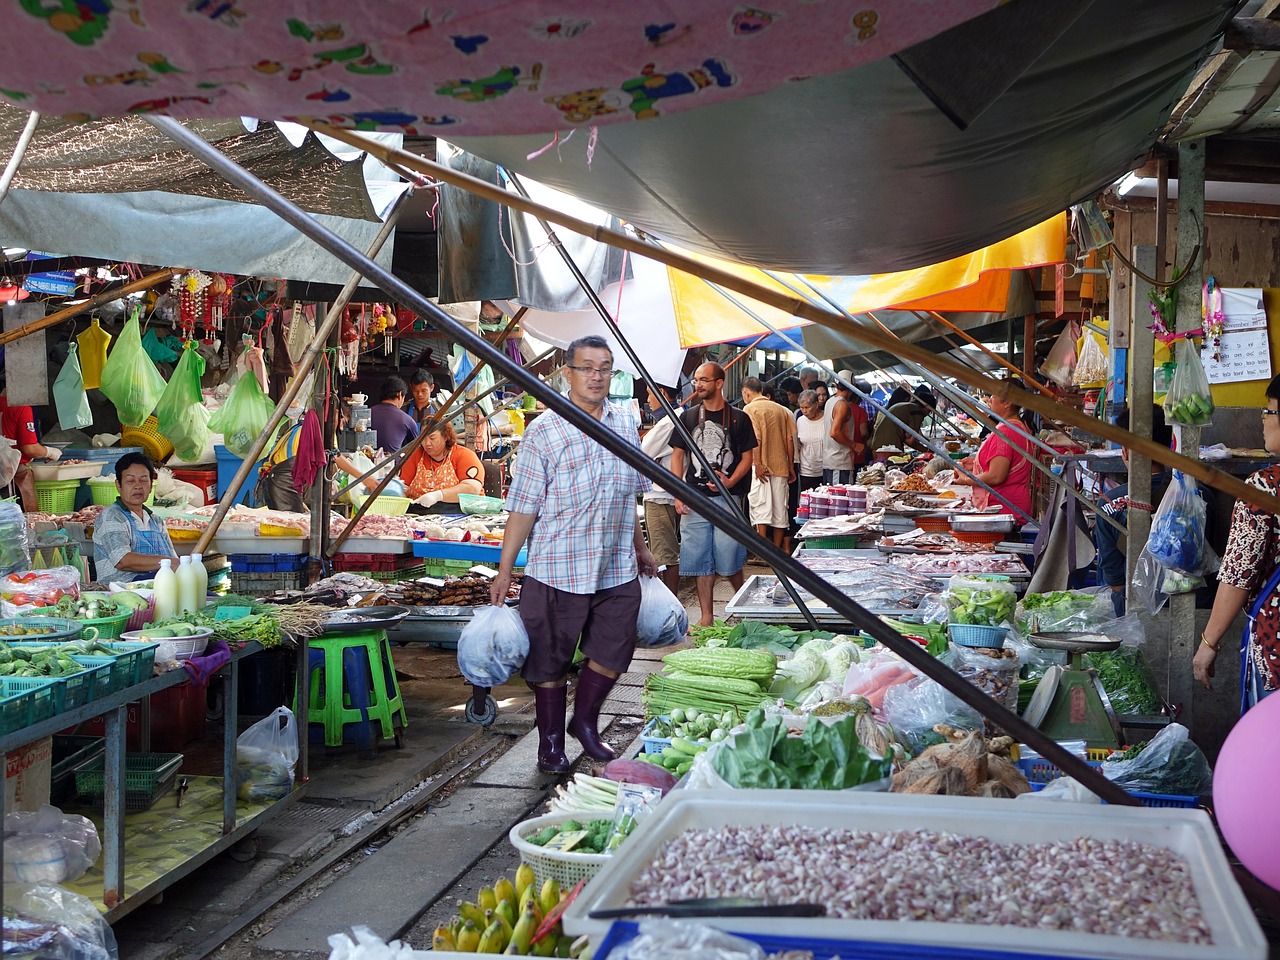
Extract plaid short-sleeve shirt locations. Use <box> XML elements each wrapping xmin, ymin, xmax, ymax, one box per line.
<box><xmin>505</xmin><ymin>400</ymin><xmax>650</xmax><ymax>594</ymax></box>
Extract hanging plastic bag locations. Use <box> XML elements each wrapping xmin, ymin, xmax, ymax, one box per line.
<box><xmin>98</xmin><ymin>309</ymin><xmax>166</xmax><ymax>428</ymax></box>
<box><xmin>0</xmin><ymin>436</ymin><xmax>21</xmax><ymax>489</ymax></box>
<box><xmin>1072</xmin><ymin>331</ymin><xmax>1108</xmax><ymax>387</ymax></box>
<box><xmin>75</xmin><ymin>317</ymin><xmax>111</xmax><ymax>390</ymax></box>
<box><xmin>636</xmin><ymin>575</ymin><xmax>688</xmax><ymax>647</ymax></box>
<box><xmin>52</xmin><ymin>343</ymin><xmax>94</xmax><ymax>431</ymax></box>
<box><xmin>1</xmin><ymin>883</ymin><xmax>119</xmax><ymax>960</ymax></box>
<box><xmin>207</xmin><ymin>368</ymin><xmax>276</xmax><ymax>459</ymax></box>
<box><xmin>235</xmin><ymin>706</ymin><xmax>299</xmax><ymax>803</ymax></box>
<box><xmin>1039</xmin><ymin>321</ymin><xmax>1079</xmax><ymax>387</ymax></box>
<box><xmin>457</xmin><ymin>604</ymin><xmax>529</xmax><ymax>686</ymax></box>
<box><xmin>4</xmin><ymin>805</ymin><xmax>102</xmax><ymax>884</ymax></box>
<box><xmin>1147</xmin><ymin>471</ymin><xmax>1215</xmax><ymax>574</ymax></box>
<box><xmin>140</xmin><ymin>327</ymin><xmax>181</xmax><ymax>365</ymax></box>
<box><xmin>155</xmin><ymin>342</ymin><xmax>211</xmax><ymax>461</ymax></box>
<box><xmin>1163</xmin><ymin>338</ymin><xmax>1215</xmax><ymax>426</ymax></box>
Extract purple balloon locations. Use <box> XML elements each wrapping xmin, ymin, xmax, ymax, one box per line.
<box><xmin>1214</xmin><ymin>692</ymin><xmax>1280</xmax><ymax>889</ymax></box>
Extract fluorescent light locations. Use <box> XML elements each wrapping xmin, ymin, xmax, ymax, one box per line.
<box><xmin>1116</xmin><ymin>173</ymin><xmax>1145</xmax><ymax>196</ymax></box>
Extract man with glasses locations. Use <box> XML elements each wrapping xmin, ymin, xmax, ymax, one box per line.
<box><xmin>490</xmin><ymin>335</ymin><xmax>657</xmax><ymax>774</ymax></box>
<box><xmin>670</xmin><ymin>362</ymin><xmax>757</xmax><ymax>627</ymax></box>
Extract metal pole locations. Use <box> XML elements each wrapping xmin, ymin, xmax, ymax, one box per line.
<box><xmin>0</xmin><ymin>110</ymin><xmax>40</xmax><ymax>209</ymax></box>
<box><xmin>506</xmin><ymin>172</ymin><xmax>819</xmax><ymax>629</ymax></box>
<box><xmin>192</xmin><ymin>190</ymin><xmax>411</xmax><ymax>554</ymax></box>
<box><xmin>145</xmin><ymin>113</ymin><xmax>1142</xmax><ymax>804</ymax></box>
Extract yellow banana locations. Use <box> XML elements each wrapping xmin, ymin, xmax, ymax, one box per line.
<box><xmin>495</xmin><ymin>898</ymin><xmax>518</xmax><ymax>929</ymax></box>
<box><xmin>494</xmin><ymin>876</ymin><xmax>517</xmax><ymax>906</ymax></box>
<box><xmin>515</xmin><ymin>863</ymin><xmax>536</xmax><ymax>900</ymax></box>
<box><xmin>510</xmin><ymin>901</ymin><xmax>539</xmax><ymax>954</ymax></box>
<box><xmin>518</xmin><ymin>884</ymin><xmax>541</xmax><ymax>922</ymax></box>
<box><xmin>432</xmin><ymin>926</ymin><xmax>456</xmax><ymax>951</ymax></box>
<box><xmin>537</xmin><ymin>878</ymin><xmax>560</xmax><ymax>916</ymax></box>
<box><xmin>458</xmin><ymin>900</ymin><xmax>487</xmax><ymax>927</ymax></box>
<box><xmin>456</xmin><ymin>919</ymin><xmax>481</xmax><ymax>952</ymax></box>
<box><xmin>502</xmin><ymin>946</ymin><xmax>520</xmax><ymax>956</ymax></box>
<box><xmin>532</xmin><ymin>932</ymin><xmax>558</xmax><ymax>957</ymax></box>
<box><xmin>478</xmin><ymin>886</ymin><xmax>498</xmax><ymax>913</ymax></box>
<box><xmin>492</xmin><ymin>908</ymin><xmax>514</xmax><ymax>944</ymax></box>
<box><xmin>478</xmin><ymin>918</ymin><xmax>508</xmax><ymax>954</ymax></box>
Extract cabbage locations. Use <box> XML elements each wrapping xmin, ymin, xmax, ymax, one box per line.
<box><xmin>794</xmin><ymin>637</ymin><xmax>834</xmax><ymax>660</ymax></box>
<box><xmin>769</xmin><ymin>654</ymin><xmax>826</xmax><ymax>701</ymax></box>
<box><xmin>821</xmin><ymin>641</ymin><xmax>861</xmax><ymax>683</ymax></box>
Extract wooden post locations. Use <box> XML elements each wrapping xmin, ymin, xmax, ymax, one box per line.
<box><xmin>1023</xmin><ymin>313</ymin><xmax>1036</xmax><ymax>380</ymax></box>
<box><xmin>1126</xmin><ymin>247</ymin><xmax>1156</xmax><ymax>612</ymax></box>
<box><xmin>1169</xmin><ymin>139</ymin><xmax>1207</xmax><ymax>726</ymax></box>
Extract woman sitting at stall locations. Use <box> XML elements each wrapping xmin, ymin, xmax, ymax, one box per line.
<box><xmin>400</xmin><ymin>421</ymin><xmax>484</xmax><ymax>511</ymax></box>
<box><xmin>93</xmin><ymin>452</ymin><xmax>179</xmax><ymax>583</ymax></box>
<box><xmin>1195</xmin><ymin>373</ymin><xmax>1280</xmax><ymax>710</ymax></box>
<box><xmin>953</xmin><ymin>381</ymin><xmax>1035</xmax><ymax>520</ymax></box>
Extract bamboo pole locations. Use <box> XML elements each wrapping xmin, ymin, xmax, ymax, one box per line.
<box><xmin>0</xmin><ymin>268</ymin><xmax>178</xmax><ymax>347</ymax></box>
<box><xmin>301</xmin><ymin>121</ymin><xmax>1280</xmax><ymax>519</ymax></box>
<box><xmin>192</xmin><ymin>191</ymin><xmax>410</xmax><ymax>555</ymax></box>
<box><xmin>920</xmin><ymin>310</ymin><xmax>1055</xmax><ymax>396</ymax></box>
<box><xmin>325</xmin><ymin>311</ymin><xmax>522</xmax><ymax>556</ymax></box>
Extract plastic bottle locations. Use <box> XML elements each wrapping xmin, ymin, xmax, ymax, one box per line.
<box><xmin>154</xmin><ymin>558</ymin><xmax>178</xmax><ymax>621</ymax></box>
<box><xmin>190</xmin><ymin>552</ymin><xmax>209</xmax><ymax>609</ymax></box>
<box><xmin>176</xmin><ymin>555</ymin><xmax>198</xmax><ymax>615</ymax></box>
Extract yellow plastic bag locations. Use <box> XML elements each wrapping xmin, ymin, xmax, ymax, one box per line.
<box><xmin>76</xmin><ymin>317</ymin><xmax>111</xmax><ymax>390</ymax></box>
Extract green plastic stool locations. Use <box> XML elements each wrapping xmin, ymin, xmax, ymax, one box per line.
<box><xmin>295</xmin><ymin>629</ymin><xmax>408</xmax><ymax>754</ymax></box>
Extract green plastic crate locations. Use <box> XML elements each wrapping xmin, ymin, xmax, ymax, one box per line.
<box><xmin>0</xmin><ymin>678</ymin><xmax>57</xmax><ymax>735</ymax></box>
<box><xmin>74</xmin><ymin>751</ymin><xmax>184</xmax><ymax>812</ymax></box>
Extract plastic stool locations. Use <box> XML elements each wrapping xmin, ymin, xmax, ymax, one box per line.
<box><xmin>294</xmin><ymin>629</ymin><xmax>407</xmax><ymax>755</ymax></box>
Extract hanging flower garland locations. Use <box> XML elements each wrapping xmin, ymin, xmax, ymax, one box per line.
<box><xmin>1147</xmin><ymin>265</ymin><xmax>1202</xmax><ymax>344</ymax></box>
<box><xmin>1202</xmin><ymin>276</ymin><xmax>1225</xmax><ymax>363</ymax></box>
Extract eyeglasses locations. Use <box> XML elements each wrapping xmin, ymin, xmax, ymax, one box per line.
<box><xmin>566</xmin><ymin>365</ymin><xmax>614</xmax><ymax>379</ymax></box>
<box><xmin>693</xmin><ymin>377</ymin><xmax>721</xmax><ymax>385</ymax></box>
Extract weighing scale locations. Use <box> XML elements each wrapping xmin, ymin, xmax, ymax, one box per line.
<box><xmin>1022</xmin><ymin>631</ymin><xmax>1123</xmax><ymax>750</ymax></box>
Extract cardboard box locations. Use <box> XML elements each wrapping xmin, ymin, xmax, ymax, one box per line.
<box><xmin>5</xmin><ymin>737</ymin><xmax>52</xmax><ymax>811</ymax></box>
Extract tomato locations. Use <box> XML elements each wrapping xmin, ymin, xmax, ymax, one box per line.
<box><xmin>48</xmin><ymin>589</ymin><xmax>64</xmax><ymax>602</ymax></box>
<box><xmin>9</xmin><ymin>593</ymin><xmax>31</xmax><ymax>605</ymax></box>
<box><xmin>31</xmin><ymin>598</ymin><xmax>47</xmax><ymax>607</ymax></box>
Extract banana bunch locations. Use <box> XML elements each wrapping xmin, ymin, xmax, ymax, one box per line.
<box><xmin>431</xmin><ymin>863</ymin><xmax>590</xmax><ymax>956</ymax></box>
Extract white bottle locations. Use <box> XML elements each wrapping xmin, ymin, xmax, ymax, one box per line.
<box><xmin>190</xmin><ymin>552</ymin><xmax>209</xmax><ymax>609</ymax></box>
<box><xmin>176</xmin><ymin>555</ymin><xmax>198</xmax><ymax>615</ymax></box>
<box><xmin>154</xmin><ymin>558</ymin><xmax>178</xmax><ymax>621</ymax></box>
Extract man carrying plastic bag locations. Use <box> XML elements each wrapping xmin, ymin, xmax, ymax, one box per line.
<box><xmin>488</xmin><ymin>336</ymin><xmax>657</xmax><ymax>774</ymax></box>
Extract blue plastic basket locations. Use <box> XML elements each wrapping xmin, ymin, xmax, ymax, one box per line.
<box><xmin>228</xmin><ymin>553</ymin><xmax>308</xmax><ymax>573</ymax></box>
<box><xmin>1013</xmin><ymin>755</ymin><xmax>1199</xmax><ymax>809</ymax></box>
<box><xmin>640</xmin><ymin>717</ymin><xmax>672</xmax><ymax>755</ymax></box>
<box><xmin>947</xmin><ymin>623</ymin><xmax>1008</xmax><ymax>648</ymax></box>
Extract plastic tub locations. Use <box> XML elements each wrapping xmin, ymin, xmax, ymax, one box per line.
<box><xmin>563</xmin><ymin>790</ymin><xmax>1266</xmax><ymax>959</ymax></box>
<box><xmin>950</xmin><ymin>514</ymin><xmax>1017</xmax><ymax>533</ymax></box>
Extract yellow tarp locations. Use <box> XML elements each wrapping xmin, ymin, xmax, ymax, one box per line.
<box><xmin>669</xmin><ymin>213</ymin><xmax>1068</xmax><ymax>348</ymax></box>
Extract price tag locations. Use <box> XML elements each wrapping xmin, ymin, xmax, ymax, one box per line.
<box><xmin>543</xmin><ymin>830</ymin><xmax>588</xmax><ymax>852</ymax></box>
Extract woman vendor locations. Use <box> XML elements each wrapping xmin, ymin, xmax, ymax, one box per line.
<box><xmin>400</xmin><ymin>421</ymin><xmax>484</xmax><ymax>512</ymax></box>
<box><xmin>953</xmin><ymin>382</ymin><xmax>1034</xmax><ymax>520</ymax></box>
<box><xmin>93</xmin><ymin>452</ymin><xmax>179</xmax><ymax>584</ymax></box>
<box><xmin>1195</xmin><ymin>374</ymin><xmax>1280</xmax><ymax>710</ymax></box>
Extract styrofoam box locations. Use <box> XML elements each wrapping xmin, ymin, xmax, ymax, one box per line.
<box><xmin>212</xmin><ymin>535</ymin><xmax>309</xmax><ymax>556</ymax></box>
<box><xmin>562</xmin><ymin>790</ymin><xmax>1265</xmax><ymax>960</ymax></box>
<box><xmin>334</xmin><ymin>537</ymin><xmax>411</xmax><ymax>555</ymax></box>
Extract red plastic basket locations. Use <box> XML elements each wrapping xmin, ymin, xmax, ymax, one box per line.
<box><xmin>952</xmin><ymin>529</ymin><xmax>1004</xmax><ymax>545</ymax></box>
<box><xmin>915</xmin><ymin>516</ymin><xmax>951</xmax><ymax>533</ymax></box>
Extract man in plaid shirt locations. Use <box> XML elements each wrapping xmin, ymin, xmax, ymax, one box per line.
<box><xmin>490</xmin><ymin>336</ymin><xmax>658</xmax><ymax>773</ymax></box>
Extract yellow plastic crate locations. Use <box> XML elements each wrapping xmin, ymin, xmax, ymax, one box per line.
<box><xmin>351</xmin><ymin>495</ymin><xmax>410</xmax><ymax>516</ymax></box>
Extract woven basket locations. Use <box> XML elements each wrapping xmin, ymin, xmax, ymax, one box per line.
<box><xmin>121</xmin><ymin>416</ymin><xmax>175</xmax><ymax>463</ymax></box>
<box><xmin>508</xmin><ymin>812</ymin><xmax>612</xmax><ymax>889</ymax></box>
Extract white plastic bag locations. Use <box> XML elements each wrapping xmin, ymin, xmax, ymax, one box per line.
<box><xmin>636</xmin><ymin>575</ymin><xmax>688</xmax><ymax>647</ymax></box>
<box><xmin>4</xmin><ymin>805</ymin><xmax>102</xmax><ymax>884</ymax></box>
<box><xmin>235</xmin><ymin>706</ymin><xmax>299</xmax><ymax>803</ymax></box>
<box><xmin>1</xmin><ymin>884</ymin><xmax>118</xmax><ymax>960</ymax></box>
<box><xmin>458</xmin><ymin>605</ymin><xmax>529</xmax><ymax>686</ymax></box>
<box><xmin>0</xmin><ymin>436</ymin><xmax>20</xmax><ymax>488</ymax></box>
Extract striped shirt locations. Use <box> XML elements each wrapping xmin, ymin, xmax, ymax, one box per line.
<box><xmin>505</xmin><ymin>400</ymin><xmax>650</xmax><ymax>594</ymax></box>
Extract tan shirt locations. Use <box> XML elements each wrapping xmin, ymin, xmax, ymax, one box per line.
<box><xmin>744</xmin><ymin>397</ymin><xmax>797</xmax><ymax>477</ymax></box>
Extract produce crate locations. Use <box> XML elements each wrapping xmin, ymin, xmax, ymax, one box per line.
<box><xmin>230</xmin><ymin>571</ymin><xmax>304</xmax><ymax>596</ymax></box>
<box><xmin>367</xmin><ymin>563</ymin><xmax>427</xmax><ymax>583</ymax></box>
<box><xmin>73</xmin><ymin>751</ymin><xmax>184</xmax><ymax>812</ymax></box>
<box><xmin>0</xmin><ymin>677</ymin><xmax>57</xmax><ymax>735</ymax></box>
<box><xmin>228</xmin><ymin>553</ymin><xmax>308</xmax><ymax>573</ymax></box>
<box><xmin>508</xmin><ymin>812</ymin><xmax>612</xmax><ymax>889</ymax></box>
<box><xmin>92</xmin><ymin>640</ymin><xmax>159</xmax><ymax>686</ymax></box>
<box><xmin>333</xmin><ymin>536</ymin><xmax>411</xmax><ymax>555</ymax></box>
<box><xmin>332</xmin><ymin>552</ymin><xmax>422</xmax><ymax>573</ymax></box>
<box><xmin>33</xmin><ymin>479</ymin><xmax>80</xmax><ymax>514</ymax></box>
<box><xmin>1013</xmin><ymin>752</ymin><xmax>1199</xmax><ymax>809</ymax></box>
<box><xmin>350</xmin><ymin>494</ymin><xmax>411</xmax><ymax>516</ymax></box>
<box><xmin>914</xmin><ymin>515</ymin><xmax>952</xmax><ymax>533</ymax></box>
<box><xmin>640</xmin><ymin>716</ymin><xmax>672</xmax><ymax>755</ymax></box>
<box><xmin>63</xmin><ymin>659</ymin><xmax>112</xmax><ymax>708</ymax></box>
<box><xmin>417</xmin><ymin>558</ymin><xmax>474</xmax><ymax>578</ymax></box>
<box><xmin>412</xmin><ymin>538</ymin><xmax>527</xmax><ymax>567</ymax></box>
<box><xmin>51</xmin><ymin>735</ymin><xmax>105</xmax><ymax>806</ymax></box>
<box><xmin>801</xmin><ymin>534</ymin><xmax>867</xmax><ymax>549</ymax></box>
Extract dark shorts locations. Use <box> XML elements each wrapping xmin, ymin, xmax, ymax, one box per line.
<box><xmin>519</xmin><ymin>576</ymin><xmax>642</xmax><ymax>683</ymax></box>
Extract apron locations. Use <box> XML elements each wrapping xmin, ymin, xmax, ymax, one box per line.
<box><xmin>124</xmin><ymin>506</ymin><xmax>172</xmax><ymax>582</ymax></box>
<box><xmin>1240</xmin><ymin>563</ymin><xmax>1280</xmax><ymax>714</ymax></box>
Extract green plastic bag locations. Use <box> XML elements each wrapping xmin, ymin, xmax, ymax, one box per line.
<box><xmin>52</xmin><ymin>342</ymin><xmax>93</xmax><ymax>431</ymax></box>
<box><xmin>141</xmin><ymin>327</ymin><xmax>182</xmax><ymax>364</ymax></box>
<box><xmin>99</xmin><ymin>309</ymin><xmax>166</xmax><ymax>428</ymax></box>
<box><xmin>208</xmin><ymin>370</ymin><xmax>277</xmax><ymax>459</ymax></box>
<box><xmin>156</xmin><ymin>341</ymin><xmax>210</xmax><ymax>461</ymax></box>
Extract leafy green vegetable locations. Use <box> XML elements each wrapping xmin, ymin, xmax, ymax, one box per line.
<box><xmin>689</xmin><ymin>620</ymin><xmax>734</xmax><ymax>647</ymax></box>
<box><xmin>947</xmin><ymin>582</ymin><xmax>1016</xmax><ymax>626</ymax></box>
<box><xmin>1083</xmin><ymin>648</ymin><xmax>1162</xmax><ymax>715</ymax></box>
<box><xmin>710</xmin><ymin>713</ymin><xmax>891</xmax><ymax>790</ymax></box>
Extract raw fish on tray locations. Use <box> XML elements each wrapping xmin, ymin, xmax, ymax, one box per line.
<box><xmin>769</xmin><ymin>567</ymin><xmax>940</xmax><ymax>611</ymax></box>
